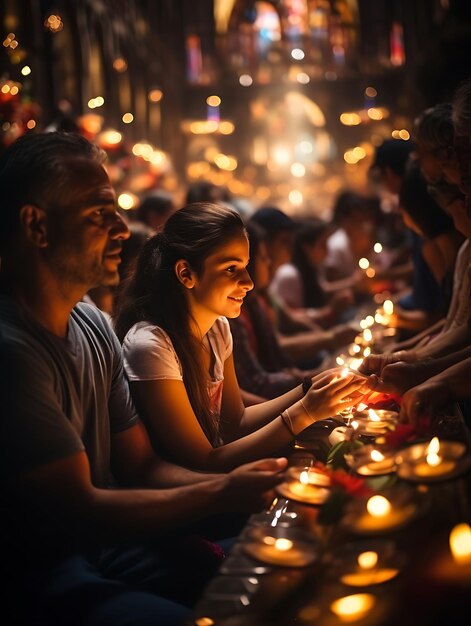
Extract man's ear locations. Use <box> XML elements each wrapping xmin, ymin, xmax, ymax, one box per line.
<box><xmin>174</xmin><ymin>259</ymin><xmax>196</xmax><ymax>288</ymax></box>
<box><xmin>19</xmin><ymin>205</ymin><xmax>49</xmax><ymax>248</ymax></box>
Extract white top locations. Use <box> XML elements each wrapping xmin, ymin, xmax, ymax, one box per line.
<box><xmin>269</xmin><ymin>263</ymin><xmax>304</xmax><ymax>309</ymax></box>
<box><xmin>122</xmin><ymin>316</ymin><xmax>233</xmax><ymax>420</ymax></box>
<box><xmin>322</xmin><ymin>228</ymin><xmax>356</xmax><ymax>279</ymax></box>
<box><xmin>443</xmin><ymin>240</ymin><xmax>471</xmax><ymax>332</ymax></box>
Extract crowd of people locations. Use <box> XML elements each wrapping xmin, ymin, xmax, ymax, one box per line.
<box><xmin>1</xmin><ymin>77</ymin><xmax>471</xmax><ymax>625</ymax></box>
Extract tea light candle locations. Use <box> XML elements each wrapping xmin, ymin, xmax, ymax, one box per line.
<box><xmin>429</xmin><ymin>523</ymin><xmax>471</xmax><ymax>585</ymax></box>
<box><xmin>346</xmin><ymin>445</ymin><xmax>397</xmax><ymax>476</ymax></box>
<box><xmin>277</xmin><ymin>467</ymin><xmax>331</xmax><ymax>505</ymax></box>
<box><xmin>330</xmin><ymin>593</ymin><xmax>376</xmax><ymax>622</ymax></box>
<box><xmin>413</xmin><ymin>437</ymin><xmax>456</xmax><ymax>478</ymax></box>
<box><xmin>243</xmin><ymin>530</ymin><xmax>319</xmax><ymax>567</ymax></box>
<box><xmin>353</xmin><ymin>409</ymin><xmax>398</xmax><ymax>436</ymax></box>
<box><xmin>349</xmin><ymin>495</ymin><xmax>417</xmax><ymax>533</ymax></box>
<box><xmin>340</xmin><ymin>549</ymin><xmax>400</xmax><ymax>586</ymax></box>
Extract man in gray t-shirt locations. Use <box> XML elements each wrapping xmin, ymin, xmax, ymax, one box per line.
<box><xmin>0</xmin><ymin>132</ymin><xmax>286</xmax><ymax>626</ymax></box>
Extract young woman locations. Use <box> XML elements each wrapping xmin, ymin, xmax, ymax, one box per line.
<box><xmin>270</xmin><ymin>217</ymin><xmax>355</xmax><ymax>326</ymax></box>
<box><xmin>115</xmin><ymin>203</ymin><xmax>366</xmax><ymax>471</ymax></box>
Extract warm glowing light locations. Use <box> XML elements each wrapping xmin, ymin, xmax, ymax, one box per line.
<box><xmin>363</xmin><ymin>347</ymin><xmax>371</xmax><ymax>357</ymax></box>
<box><xmin>450</xmin><ymin>523</ymin><xmax>471</xmax><ymax>565</ymax></box>
<box><xmin>291</xmin><ymin>48</ymin><xmax>305</xmax><ymax>60</ymax></box>
<box><xmin>218</xmin><ymin>121</ymin><xmax>235</xmax><ymax>134</ymax></box>
<box><xmin>351</xmin><ymin>420</ymin><xmax>359</xmax><ymax>430</ymax></box>
<box><xmin>365</xmin><ymin>316</ymin><xmax>374</xmax><ymax>326</ymax></box>
<box><xmin>352</xmin><ymin>344</ymin><xmax>361</xmax><ymax>354</ymax></box>
<box><xmin>100</xmin><ymin>130</ymin><xmax>122</xmax><ymax>145</ymax></box>
<box><xmin>330</xmin><ymin>594</ymin><xmax>375</xmax><ymax>622</ymax></box>
<box><xmin>358</xmin><ymin>257</ymin><xmax>370</xmax><ymax>270</ymax></box>
<box><xmin>367</xmin><ymin>495</ymin><xmax>391</xmax><ymax>518</ymax></box>
<box><xmin>366</xmin><ymin>268</ymin><xmax>376</xmax><ymax>278</ymax></box>
<box><xmin>289</xmin><ymin>190</ymin><xmax>303</xmax><ymax>206</ymax></box>
<box><xmin>336</xmin><ymin>356</ymin><xmax>345</xmax><ymax>366</ymax></box>
<box><xmin>298</xmin><ymin>140</ymin><xmax>312</xmax><ymax>153</ymax></box>
<box><xmin>359</xmin><ymin>319</ymin><xmax>368</xmax><ymax>329</ymax></box>
<box><xmin>374</xmin><ymin>242</ymin><xmax>383</xmax><ymax>253</ymax></box>
<box><xmin>291</xmin><ymin>162</ymin><xmax>305</xmax><ymax>177</ymax></box>
<box><xmin>357</xmin><ymin>403</ymin><xmax>368</xmax><ymax>411</ymax></box>
<box><xmin>118</xmin><ymin>193</ymin><xmax>136</xmax><ymax>211</ymax></box>
<box><xmin>122</xmin><ymin>113</ymin><xmax>134</xmax><ymax>124</ymax></box>
<box><xmin>428</xmin><ymin>437</ymin><xmax>440</xmax><ymax>455</ymax></box>
<box><xmin>340</xmin><ymin>113</ymin><xmax>361</xmax><ymax>126</ymax></box>
<box><xmin>214</xmin><ymin>153</ymin><xmax>237</xmax><ymax>171</ymax></box>
<box><xmin>195</xmin><ymin>618</ymin><xmax>215</xmax><ymax>626</ymax></box>
<box><xmin>273</xmin><ymin>538</ymin><xmax>293</xmax><ymax>552</ymax></box>
<box><xmin>239</xmin><ymin>74</ymin><xmax>253</xmax><ymax>87</ymax></box>
<box><xmin>88</xmin><ymin>97</ymin><xmax>104</xmax><ymax>109</ymax></box>
<box><xmin>10</xmin><ymin>85</ymin><xmax>18</xmax><ymax>95</ymax></box>
<box><xmin>367</xmin><ymin>108</ymin><xmax>383</xmax><ymax>120</ymax></box>
<box><xmin>368</xmin><ymin>409</ymin><xmax>381</xmax><ymax>422</ymax></box>
<box><xmin>375</xmin><ymin>313</ymin><xmax>384</xmax><ymax>324</ymax></box>
<box><xmin>44</xmin><ymin>14</ymin><xmax>63</xmax><ymax>32</ymax></box>
<box><xmin>206</xmin><ymin>95</ymin><xmax>221</xmax><ymax>107</ymax></box>
<box><xmin>363</xmin><ymin>329</ymin><xmax>373</xmax><ymax>343</ymax></box>
<box><xmin>365</xmin><ymin>87</ymin><xmax>377</xmax><ymax>98</ymax></box>
<box><xmin>399</xmin><ymin>129</ymin><xmax>410</xmax><ymax>140</ymax></box>
<box><xmin>344</xmin><ymin>151</ymin><xmax>359</xmax><ymax>165</ymax></box>
<box><xmin>358</xmin><ymin>551</ymin><xmax>378</xmax><ymax>569</ymax></box>
<box><xmin>341</xmin><ymin>367</ymin><xmax>350</xmax><ymax>378</ymax></box>
<box><xmin>113</xmin><ymin>57</ymin><xmax>128</xmax><ymax>73</ymax></box>
<box><xmin>371</xmin><ymin>450</ymin><xmax>385</xmax><ymax>462</ymax></box>
<box><xmin>273</xmin><ymin>146</ymin><xmax>290</xmax><ymax>165</ymax></box>
<box><xmin>21</xmin><ymin>65</ymin><xmax>31</xmax><ymax>76</ymax></box>
<box><xmin>148</xmin><ymin>89</ymin><xmax>163</xmax><ymax>102</ymax></box>
<box><xmin>26</xmin><ymin>119</ymin><xmax>36</xmax><ymax>129</ymax></box>
<box><xmin>353</xmin><ymin>146</ymin><xmax>366</xmax><ymax>159</ymax></box>
<box><xmin>383</xmin><ymin>300</ymin><xmax>394</xmax><ymax>316</ymax></box>
<box><xmin>296</xmin><ymin>72</ymin><xmax>310</xmax><ymax>84</ymax></box>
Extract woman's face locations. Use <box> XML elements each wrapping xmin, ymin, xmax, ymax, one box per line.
<box><xmin>253</xmin><ymin>241</ymin><xmax>271</xmax><ymax>290</ymax></box>
<box><xmin>303</xmin><ymin>231</ymin><xmax>329</xmax><ymax>266</ymax></box>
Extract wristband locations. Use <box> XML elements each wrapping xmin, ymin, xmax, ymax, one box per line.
<box><xmin>302</xmin><ymin>375</ymin><xmax>312</xmax><ymax>395</ymax></box>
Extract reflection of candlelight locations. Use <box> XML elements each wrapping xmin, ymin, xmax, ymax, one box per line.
<box><xmin>330</xmin><ymin>593</ymin><xmax>375</xmax><ymax>622</ymax></box>
<box><xmin>367</xmin><ymin>495</ymin><xmax>391</xmax><ymax>517</ymax></box>
<box><xmin>358</xmin><ymin>551</ymin><xmax>378</xmax><ymax>569</ymax></box>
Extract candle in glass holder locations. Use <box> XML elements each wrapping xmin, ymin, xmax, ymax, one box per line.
<box><xmin>345</xmin><ymin>444</ymin><xmax>397</xmax><ymax>476</ymax></box>
<box><xmin>347</xmin><ymin>494</ymin><xmax>417</xmax><ymax>534</ymax></box>
<box><xmin>243</xmin><ymin>527</ymin><xmax>319</xmax><ymax>567</ymax></box>
<box><xmin>353</xmin><ymin>408</ymin><xmax>398</xmax><ymax>436</ymax></box>
<box><xmin>330</xmin><ymin>593</ymin><xmax>376</xmax><ymax>622</ymax></box>
<box><xmin>396</xmin><ymin>438</ymin><xmax>465</xmax><ymax>482</ymax></box>
<box><xmin>276</xmin><ymin>466</ymin><xmax>331</xmax><ymax>505</ymax></box>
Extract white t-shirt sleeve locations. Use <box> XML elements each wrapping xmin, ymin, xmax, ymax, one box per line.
<box><xmin>122</xmin><ymin>322</ymin><xmax>183</xmax><ymax>381</ymax></box>
<box><xmin>269</xmin><ymin>263</ymin><xmax>303</xmax><ymax>308</ymax></box>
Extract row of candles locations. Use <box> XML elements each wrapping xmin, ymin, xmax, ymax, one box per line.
<box><xmin>238</xmin><ymin>303</ymin><xmax>471</xmax><ymax>623</ymax></box>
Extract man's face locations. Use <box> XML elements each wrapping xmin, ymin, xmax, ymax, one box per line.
<box><xmin>44</xmin><ymin>159</ymin><xmax>130</xmax><ymax>290</ymax></box>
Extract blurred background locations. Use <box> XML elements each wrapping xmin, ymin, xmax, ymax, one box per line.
<box><xmin>1</xmin><ymin>0</ymin><xmax>471</xmax><ymax>215</ymax></box>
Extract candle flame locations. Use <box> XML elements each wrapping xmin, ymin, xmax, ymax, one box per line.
<box><xmin>366</xmin><ymin>495</ymin><xmax>391</xmax><ymax>518</ymax></box>
<box><xmin>352</xmin><ymin>344</ymin><xmax>361</xmax><ymax>354</ymax></box>
<box><xmin>363</xmin><ymin>347</ymin><xmax>371</xmax><ymax>357</ymax></box>
<box><xmin>330</xmin><ymin>593</ymin><xmax>375</xmax><ymax>621</ymax></box>
<box><xmin>426</xmin><ymin>452</ymin><xmax>441</xmax><ymax>467</ymax></box>
<box><xmin>357</xmin><ymin>403</ymin><xmax>368</xmax><ymax>411</ymax></box>
<box><xmin>375</xmin><ymin>312</ymin><xmax>384</xmax><ymax>324</ymax></box>
<box><xmin>368</xmin><ymin>409</ymin><xmax>381</xmax><ymax>422</ymax></box>
<box><xmin>450</xmin><ymin>523</ymin><xmax>471</xmax><ymax>565</ymax></box>
<box><xmin>359</xmin><ymin>258</ymin><xmax>370</xmax><ymax>270</ymax></box>
<box><xmin>341</xmin><ymin>367</ymin><xmax>350</xmax><ymax>378</ymax></box>
<box><xmin>358</xmin><ymin>551</ymin><xmax>378</xmax><ymax>570</ymax></box>
<box><xmin>336</xmin><ymin>356</ymin><xmax>345</xmax><ymax>366</ymax></box>
<box><xmin>427</xmin><ymin>437</ymin><xmax>440</xmax><ymax>455</ymax></box>
<box><xmin>371</xmin><ymin>450</ymin><xmax>385</xmax><ymax>462</ymax></box>
<box><xmin>383</xmin><ymin>300</ymin><xmax>394</xmax><ymax>316</ymax></box>
<box><xmin>273</xmin><ymin>538</ymin><xmax>293</xmax><ymax>552</ymax></box>
<box><xmin>363</xmin><ymin>329</ymin><xmax>373</xmax><ymax>343</ymax></box>
<box><xmin>299</xmin><ymin>470</ymin><xmax>309</xmax><ymax>485</ymax></box>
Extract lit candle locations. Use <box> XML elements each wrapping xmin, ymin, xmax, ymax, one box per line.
<box><xmin>339</xmin><ymin>549</ymin><xmax>400</xmax><ymax>586</ymax></box>
<box><xmin>353</xmin><ymin>409</ymin><xmax>398</xmax><ymax>436</ymax></box>
<box><xmin>413</xmin><ymin>437</ymin><xmax>456</xmax><ymax>478</ymax></box>
<box><xmin>243</xmin><ymin>531</ymin><xmax>319</xmax><ymax>567</ymax></box>
<box><xmin>277</xmin><ymin>467</ymin><xmax>331</xmax><ymax>505</ymax></box>
<box><xmin>345</xmin><ymin>444</ymin><xmax>397</xmax><ymax>476</ymax></box>
<box><xmin>330</xmin><ymin>593</ymin><xmax>376</xmax><ymax>622</ymax></box>
<box><xmin>350</xmin><ymin>495</ymin><xmax>417</xmax><ymax>533</ymax></box>
<box><xmin>429</xmin><ymin>523</ymin><xmax>471</xmax><ymax>585</ymax></box>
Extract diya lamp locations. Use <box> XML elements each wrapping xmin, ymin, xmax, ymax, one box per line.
<box><xmin>345</xmin><ymin>444</ymin><xmax>397</xmax><ymax>476</ymax></box>
<box><xmin>353</xmin><ymin>408</ymin><xmax>398</xmax><ymax>437</ymax></box>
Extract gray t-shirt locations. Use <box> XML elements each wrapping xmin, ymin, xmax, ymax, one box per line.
<box><xmin>0</xmin><ymin>297</ymin><xmax>139</xmax><ymax>488</ymax></box>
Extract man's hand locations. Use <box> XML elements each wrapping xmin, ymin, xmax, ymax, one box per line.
<box><xmin>222</xmin><ymin>458</ymin><xmax>288</xmax><ymax>512</ymax></box>
<box><xmin>359</xmin><ymin>350</ymin><xmax>417</xmax><ymax>377</ymax></box>
<box><xmin>400</xmin><ymin>380</ymin><xmax>452</xmax><ymax>426</ymax></box>
<box><xmin>368</xmin><ymin>360</ymin><xmax>430</xmax><ymax>395</ymax></box>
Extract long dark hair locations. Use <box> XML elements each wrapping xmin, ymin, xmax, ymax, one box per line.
<box><xmin>292</xmin><ymin>218</ymin><xmax>329</xmax><ymax>308</ymax></box>
<box><xmin>115</xmin><ymin>202</ymin><xmax>246</xmax><ymax>443</ymax></box>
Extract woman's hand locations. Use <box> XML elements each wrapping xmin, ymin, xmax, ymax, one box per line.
<box><xmin>302</xmin><ymin>369</ymin><xmax>369</xmax><ymax>422</ymax></box>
